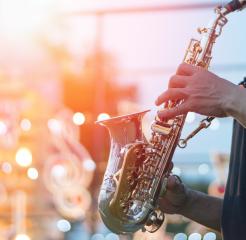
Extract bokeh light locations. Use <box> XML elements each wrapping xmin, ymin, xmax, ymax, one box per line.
<box><xmin>15</xmin><ymin>147</ymin><xmax>33</xmax><ymax>167</ymax></box>
<box><xmin>97</xmin><ymin>113</ymin><xmax>110</xmax><ymax>121</ymax></box>
<box><xmin>83</xmin><ymin>158</ymin><xmax>96</xmax><ymax>172</ymax></box>
<box><xmin>15</xmin><ymin>234</ymin><xmax>31</xmax><ymax>240</ymax></box>
<box><xmin>47</xmin><ymin>119</ymin><xmax>62</xmax><ymax>135</ymax></box>
<box><xmin>27</xmin><ymin>167</ymin><xmax>39</xmax><ymax>180</ymax></box>
<box><xmin>203</xmin><ymin>232</ymin><xmax>217</xmax><ymax>240</ymax></box>
<box><xmin>51</xmin><ymin>164</ymin><xmax>67</xmax><ymax>179</ymax></box>
<box><xmin>72</xmin><ymin>112</ymin><xmax>86</xmax><ymax>126</ymax></box>
<box><xmin>56</xmin><ymin>219</ymin><xmax>71</xmax><ymax>232</ymax></box>
<box><xmin>174</xmin><ymin>233</ymin><xmax>188</xmax><ymax>240</ymax></box>
<box><xmin>20</xmin><ymin>119</ymin><xmax>32</xmax><ymax>132</ymax></box>
<box><xmin>1</xmin><ymin>162</ymin><xmax>12</xmax><ymax>174</ymax></box>
<box><xmin>188</xmin><ymin>233</ymin><xmax>202</xmax><ymax>240</ymax></box>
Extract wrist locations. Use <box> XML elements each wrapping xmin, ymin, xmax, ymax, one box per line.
<box><xmin>177</xmin><ymin>187</ymin><xmax>196</xmax><ymax>216</ymax></box>
<box><xmin>224</xmin><ymin>85</ymin><xmax>242</xmax><ymax>117</ymax></box>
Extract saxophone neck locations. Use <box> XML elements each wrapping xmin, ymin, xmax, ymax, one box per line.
<box><xmin>184</xmin><ymin>6</ymin><xmax>229</xmax><ymax>68</ymax></box>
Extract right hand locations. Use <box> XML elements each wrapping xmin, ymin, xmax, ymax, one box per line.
<box><xmin>155</xmin><ymin>63</ymin><xmax>238</xmax><ymax>120</ymax></box>
<box><xmin>158</xmin><ymin>175</ymin><xmax>190</xmax><ymax>215</ymax></box>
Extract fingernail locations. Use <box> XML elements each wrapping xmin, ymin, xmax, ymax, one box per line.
<box><xmin>155</xmin><ymin>98</ymin><xmax>159</xmax><ymax>106</ymax></box>
<box><xmin>175</xmin><ymin>176</ymin><xmax>182</xmax><ymax>185</ymax></box>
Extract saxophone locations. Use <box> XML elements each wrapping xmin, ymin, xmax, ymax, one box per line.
<box><xmin>97</xmin><ymin>0</ymin><xmax>246</xmax><ymax>234</ymax></box>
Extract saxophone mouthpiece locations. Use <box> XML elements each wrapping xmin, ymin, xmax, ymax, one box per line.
<box><xmin>224</xmin><ymin>0</ymin><xmax>246</xmax><ymax>13</ymax></box>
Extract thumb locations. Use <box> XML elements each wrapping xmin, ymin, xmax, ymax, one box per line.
<box><xmin>167</xmin><ymin>175</ymin><xmax>183</xmax><ymax>192</ymax></box>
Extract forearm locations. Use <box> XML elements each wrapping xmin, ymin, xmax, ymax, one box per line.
<box><xmin>179</xmin><ymin>189</ymin><xmax>222</xmax><ymax>232</ymax></box>
<box><xmin>226</xmin><ymin>86</ymin><xmax>246</xmax><ymax>128</ymax></box>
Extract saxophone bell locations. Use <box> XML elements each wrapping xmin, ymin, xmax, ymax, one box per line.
<box><xmin>97</xmin><ymin>110</ymin><xmax>158</xmax><ymax>234</ymax></box>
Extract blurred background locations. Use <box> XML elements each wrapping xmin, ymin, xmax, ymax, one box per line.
<box><xmin>0</xmin><ymin>0</ymin><xmax>245</xmax><ymax>240</ymax></box>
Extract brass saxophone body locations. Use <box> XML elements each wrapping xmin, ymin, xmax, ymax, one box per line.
<box><xmin>97</xmin><ymin>1</ymin><xmax>246</xmax><ymax>234</ymax></box>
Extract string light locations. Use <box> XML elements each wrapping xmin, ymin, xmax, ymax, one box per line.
<box><xmin>97</xmin><ymin>113</ymin><xmax>110</xmax><ymax>121</ymax></box>
<box><xmin>72</xmin><ymin>112</ymin><xmax>85</xmax><ymax>126</ymax></box>
<box><xmin>27</xmin><ymin>168</ymin><xmax>39</xmax><ymax>180</ymax></box>
<box><xmin>15</xmin><ymin>147</ymin><xmax>32</xmax><ymax>167</ymax></box>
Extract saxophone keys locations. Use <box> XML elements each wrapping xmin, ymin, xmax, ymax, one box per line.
<box><xmin>120</xmin><ymin>202</ymin><xmax>127</xmax><ymax>208</ymax></box>
<box><xmin>127</xmin><ymin>176</ymin><xmax>135</xmax><ymax>186</ymax></box>
<box><xmin>151</xmin><ymin>123</ymin><xmax>172</xmax><ymax>135</ymax></box>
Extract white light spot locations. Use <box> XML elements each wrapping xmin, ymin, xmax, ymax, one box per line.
<box><xmin>198</xmin><ymin>163</ymin><xmax>209</xmax><ymax>175</ymax></box>
<box><xmin>15</xmin><ymin>234</ymin><xmax>31</xmax><ymax>240</ymax></box>
<box><xmin>172</xmin><ymin>167</ymin><xmax>181</xmax><ymax>176</ymax></box>
<box><xmin>1</xmin><ymin>162</ymin><xmax>12</xmax><ymax>174</ymax></box>
<box><xmin>188</xmin><ymin>233</ymin><xmax>202</xmax><ymax>240</ymax></box>
<box><xmin>56</xmin><ymin>219</ymin><xmax>71</xmax><ymax>232</ymax></box>
<box><xmin>185</xmin><ymin>112</ymin><xmax>195</xmax><ymax>124</ymax></box>
<box><xmin>210</xmin><ymin>118</ymin><xmax>220</xmax><ymax>131</ymax></box>
<box><xmin>0</xmin><ymin>121</ymin><xmax>7</xmax><ymax>135</ymax></box>
<box><xmin>203</xmin><ymin>232</ymin><xmax>216</xmax><ymax>240</ymax></box>
<box><xmin>51</xmin><ymin>165</ymin><xmax>67</xmax><ymax>179</ymax></box>
<box><xmin>97</xmin><ymin>113</ymin><xmax>110</xmax><ymax>121</ymax></box>
<box><xmin>174</xmin><ymin>233</ymin><xmax>188</xmax><ymax>240</ymax></box>
<box><xmin>16</xmin><ymin>147</ymin><xmax>32</xmax><ymax>167</ymax></box>
<box><xmin>83</xmin><ymin>159</ymin><xmax>96</xmax><ymax>172</ymax></box>
<box><xmin>91</xmin><ymin>234</ymin><xmax>104</xmax><ymax>240</ymax></box>
<box><xmin>73</xmin><ymin>112</ymin><xmax>85</xmax><ymax>126</ymax></box>
<box><xmin>20</xmin><ymin>119</ymin><xmax>32</xmax><ymax>132</ymax></box>
<box><xmin>47</xmin><ymin>119</ymin><xmax>62</xmax><ymax>134</ymax></box>
<box><xmin>105</xmin><ymin>233</ymin><xmax>119</xmax><ymax>240</ymax></box>
<box><xmin>27</xmin><ymin>167</ymin><xmax>39</xmax><ymax>180</ymax></box>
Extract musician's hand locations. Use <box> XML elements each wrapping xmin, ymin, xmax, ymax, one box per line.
<box><xmin>158</xmin><ymin>175</ymin><xmax>223</xmax><ymax>231</ymax></box>
<box><xmin>155</xmin><ymin>63</ymin><xmax>238</xmax><ymax>120</ymax></box>
<box><xmin>158</xmin><ymin>175</ymin><xmax>190</xmax><ymax>214</ymax></box>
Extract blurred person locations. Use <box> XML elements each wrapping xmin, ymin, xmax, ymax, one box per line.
<box><xmin>155</xmin><ymin>63</ymin><xmax>246</xmax><ymax>240</ymax></box>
